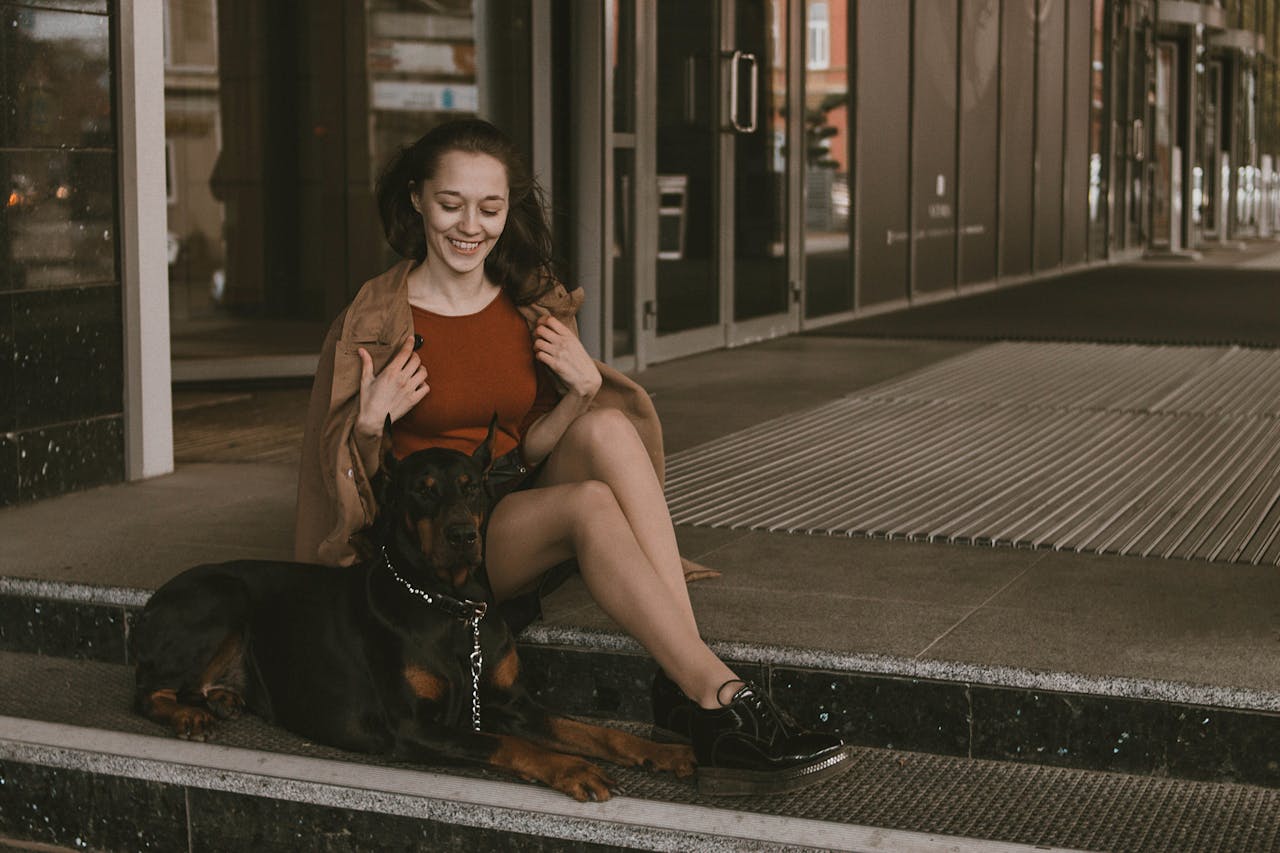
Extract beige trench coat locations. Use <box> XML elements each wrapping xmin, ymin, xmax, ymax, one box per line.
<box><xmin>294</xmin><ymin>260</ymin><xmax>716</xmax><ymax>582</ymax></box>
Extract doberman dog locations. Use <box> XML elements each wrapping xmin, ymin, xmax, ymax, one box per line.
<box><xmin>131</xmin><ymin>417</ymin><xmax>695</xmax><ymax>801</ymax></box>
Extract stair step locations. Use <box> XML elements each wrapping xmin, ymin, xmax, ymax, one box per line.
<box><xmin>4</xmin><ymin>576</ymin><xmax>1280</xmax><ymax>791</ymax></box>
<box><xmin>3</xmin><ymin>651</ymin><xmax>1280</xmax><ymax>852</ymax></box>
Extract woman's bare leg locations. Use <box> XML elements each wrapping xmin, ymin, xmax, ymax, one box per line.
<box><xmin>536</xmin><ymin>409</ymin><xmax>694</xmax><ymax>618</ymax></box>
<box><xmin>485</xmin><ymin>477</ymin><xmax>738</xmax><ymax>709</ymax></box>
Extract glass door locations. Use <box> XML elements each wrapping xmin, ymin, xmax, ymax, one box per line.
<box><xmin>1152</xmin><ymin>41</ymin><xmax>1178</xmax><ymax>250</ymax></box>
<box><xmin>641</xmin><ymin>0</ymin><xmax>797</xmax><ymax>364</ymax></box>
<box><xmin>728</xmin><ymin>0</ymin><xmax>796</xmax><ymax>342</ymax></box>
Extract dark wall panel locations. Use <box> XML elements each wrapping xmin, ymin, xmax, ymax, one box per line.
<box><xmin>1062</xmin><ymin>0</ymin><xmax>1092</xmax><ymax>266</ymax></box>
<box><xmin>856</xmin><ymin>1</ymin><xmax>911</xmax><ymax>308</ymax></box>
<box><xmin>1000</xmin><ymin>0</ymin><xmax>1036</xmax><ymax>276</ymax></box>
<box><xmin>912</xmin><ymin>0</ymin><xmax>958</xmax><ymax>296</ymax></box>
<box><xmin>1034</xmin><ymin>0</ymin><xmax>1064</xmax><ymax>271</ymax></box>
<box><xmin>0</xmin><ymin>2</ymin><xmax>122</xmax><ymax>506</ymax></box>
<box><xmin>959</xmin><ymin>0</ymin><xmax>1000</xmax><ymax>285</ymax></box>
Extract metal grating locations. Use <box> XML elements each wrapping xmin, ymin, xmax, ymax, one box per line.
<box><xmin>666</xmin><ymin>343</ymin><xmax>1280</xmax><ymax>566</ymax></box>
<box><xmin>4</xmin><ymin>651</ymin><xmax>1280</xmax><ymax>853</ymax></box>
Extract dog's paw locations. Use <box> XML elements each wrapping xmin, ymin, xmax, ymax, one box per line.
<box><xmin>171</xmin><ymin>706</ymin><xmax>216</xmax><ymax>741</ymax></box>
<box><xmin>204</xmin><ymin>687</ymin><xmax>244</xmax><ymax>720</ymax></box>
<box><xmin>641</xmin><ymin>742</ymin><xmax>696</xmax><ymax>778</ymax></box>
<box><xmin>547</xmin><ymin>757</ymin><xmax>618</xmax><ymax>803</ymax></box>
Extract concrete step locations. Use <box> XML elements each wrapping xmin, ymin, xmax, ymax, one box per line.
<box><xmin>3</xmin><ymin>651</ymin><xmax>1279</xmax><ymax>853</ymax></box>
<box><xmin>3</xmin><ymin>575</ymin><xmax>1279</xmax><ymax>793</ymax></box>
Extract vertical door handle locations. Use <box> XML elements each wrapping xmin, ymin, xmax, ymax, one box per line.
<box><xmin>726</xmin><ymin>50</ymin><xmax>759</xmax><ymax>134</ymax></box>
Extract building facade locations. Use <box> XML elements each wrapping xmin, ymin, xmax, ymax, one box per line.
<box><xmin>1</xmin><ymin>0</ymin><xmax>1278</xmax><ymax>505</ymax></box>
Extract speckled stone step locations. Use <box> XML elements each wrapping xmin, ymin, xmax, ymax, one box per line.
<box><xmin>4</xmin><ymin>652</ymin><xmax>1280</xmax><ymax>853</ymax></box>
<box><xmin>3</xmin><ymin>576</ymin><xmax>1280</xmax><ymax>790</ymax></box>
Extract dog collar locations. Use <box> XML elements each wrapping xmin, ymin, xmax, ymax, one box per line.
<box><xmin>381</xmin><ymin>546</ymin><xmax>488</xmax><ymax>731</ymax></box>
<box><xmin>379</xmin><ymin>546</ymin><xmax>488</xmax><ymax>622</ymax></box>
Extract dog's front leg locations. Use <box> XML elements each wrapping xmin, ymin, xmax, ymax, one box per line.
<box><xmin>394</xmin><ymin>728</ymin><xmax>620</xmax><ymax>802</ymax></box>
<box><xmin>514</xmin><ymin>711</ymin><xmax>696</xmax><ymax>778</ymax></box>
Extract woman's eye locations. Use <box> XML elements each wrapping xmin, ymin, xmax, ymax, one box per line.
<box><xmin>481</xmin><ymin>209</ymin><xmax>501</xmax><ymax>217</ymax></box>
<box><xmin>439</xmin><ymin>203</ymin><xmax>460</xmax><ymax>212</ymax></box>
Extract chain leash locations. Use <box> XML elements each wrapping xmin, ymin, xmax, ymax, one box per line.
<box><xmin>381</xmin><ymin>546</ymin><xmax>488</xmax><ymax>732</ymax></box>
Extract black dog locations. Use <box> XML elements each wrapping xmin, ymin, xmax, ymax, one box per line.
<box><xmin>131</xmin><ymin>418</ymin><xmax>694</xmax><ymax>801</ymax></box>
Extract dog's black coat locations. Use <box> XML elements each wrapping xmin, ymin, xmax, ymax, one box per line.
<box><xmin>131</xmin><ymin>422</ymin><xmax>692</xmax><ymax>801</ymax></box>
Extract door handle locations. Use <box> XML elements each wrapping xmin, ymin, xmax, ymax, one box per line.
<box><xmin>726</xmin><ymin>50</ymin><xmax>759</xmax><ymax>134</ymax></box>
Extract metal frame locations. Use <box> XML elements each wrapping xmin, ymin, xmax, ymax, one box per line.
<box><xmin>118</xmin><ymin>0</ymin><xmax>174</xmax><ymax>481</ymax></box>
<box><xmin>570</xmin><ymin>3</ymin><xmax>607</xmax><ymax>360</ymax></box>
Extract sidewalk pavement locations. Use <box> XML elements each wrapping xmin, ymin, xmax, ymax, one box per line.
<box><xmin>3</xmin><ymin>331</ymin><xmax>1278</xmax><ymax>713</ymax></box>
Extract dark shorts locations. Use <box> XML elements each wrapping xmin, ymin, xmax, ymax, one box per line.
<box><xmin>482</xmin><ymin>448</ymin><xmax>577</xmax><ymax>634</ymax></box>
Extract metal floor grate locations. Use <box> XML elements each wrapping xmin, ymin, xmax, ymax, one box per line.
<box><xmin>5</xmin><ymin>652</ymin><xmax>1280</xmax><ymax>852</ymax></box>
<box><xmin>666</xmin><ymin>343</ymin><xmax>1280</xmax><ymax>566</ymax></box>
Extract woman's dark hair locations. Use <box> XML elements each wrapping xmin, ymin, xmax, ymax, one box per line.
<box><xmin>375</xmin><ymin>118</ymin><xmax>556</xmax><ymax>304</ymax></box>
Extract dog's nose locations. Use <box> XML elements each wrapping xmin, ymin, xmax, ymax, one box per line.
<box><xmin>445</xmin><ymin>524</ymin><xmax>479</xmax><ymax>547</ymax></box>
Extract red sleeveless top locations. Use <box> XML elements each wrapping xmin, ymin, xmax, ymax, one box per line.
<box><xmin>390</xmin><ymin>290</ymin><xmax>558</xmax><ymax>461</ymax></box>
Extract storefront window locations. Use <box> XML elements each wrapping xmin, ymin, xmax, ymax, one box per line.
<box><xmin>802</xmin><ymin>0</ymin><xmax>851</xmax><ymax>319</ymax></box>
<box><xmin>164</xmin><ymin>0</ymin><xmax>481</xmax><ymax>375</ymax></box>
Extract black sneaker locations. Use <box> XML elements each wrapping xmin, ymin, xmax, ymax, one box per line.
<box><xmin>651</xmin><ymin>668</ymin><xmax>697</xmax><ymax>743</ymax></box>
<box><xmin>691</xmin><ymin>682</ymin><xmax>851</xmax><ymax>796</ymax></box>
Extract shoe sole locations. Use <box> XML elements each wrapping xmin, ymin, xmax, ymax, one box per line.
<box><xmin>696</xmin><ymin>746</ymin><xmax>854</xmax><ymax>797</ymax></box>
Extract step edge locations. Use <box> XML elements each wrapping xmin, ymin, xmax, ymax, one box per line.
<box><xmin>6</xmin><ymin>575</ymin><xmax>1279</xmax><ymax>714</ymax></box>
<box><xmin>523</xmin><ymin>623</ymin><xmax>1280</xmax><ymax>714</ymax></box>
<box><xmin>0</xmin><ymin>715</ymin><xmax>1069</xmax><ymax>853</ymax></box>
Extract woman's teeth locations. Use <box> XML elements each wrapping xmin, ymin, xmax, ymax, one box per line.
<box><xmin>449</xmin><ymin>238</ymin><xmax>480</xmax><ymax>252</ymax></box>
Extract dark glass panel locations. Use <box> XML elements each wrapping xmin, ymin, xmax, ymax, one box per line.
<box><xmin>655</xmin><ymin>0</ymin><xmax>718</xmax><ymax>334</ymax></box>
<box><xmin>732</xmin><ymin>0</ymin><xmax>789</xmax><ymax>322</ymax></box>
<box><xmin>911</xmin><ymin>0</ymin><xmax>957</xmax><ymax>295</ymax></box>
<box><xmin>803</xmin><ymin>0</ymin><xmax>853</xmax><ymax>318</ymax></box>
<box><xmin>999</xmin><ymin>0</ymin><xmax>1035</xmax><ymax>276</ymax></box>
<box><xmin>958</xmin><ymin>0</ymin><xmax>999</xmax><ymax>284</ymax></box>
<box><xmin>0</xmin><ymin>5</ymin><xmax>112</xmax><ymax>149</ymax></box>
<box><xmin>1035</xmin><ymin>0</ymin><xmax>1064</xmax><ymax>270</ymax></box>
<box><xmin>1062</xmin><ymin>0</ymin><xmax>1091</xmax><ymax>265</ymax></box>
<box><xmin>0</xmin><ymin>150</ymin><xmax>117</xmax><ymax>291</ymax></box>
<box><xmin>855</xmin><ymin>1</ymin><xmax>909</xmax><ymax>308</ymax></box>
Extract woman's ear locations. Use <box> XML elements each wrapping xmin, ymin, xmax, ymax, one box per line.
<box><xmin>409</xmin><ymin>186</ymin><xmax>422</xmax><ymax>214</ymax></box>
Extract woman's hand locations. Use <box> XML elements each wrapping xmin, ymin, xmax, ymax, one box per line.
<box><xmin>533</xmin><ymin>314</ymin><xmax>601</xmax><ymax>401</ymax></box>
<box><xmin>355</xmin><ymin>336</ymin><xmax>429</xmax><ymax>438</ymax></box>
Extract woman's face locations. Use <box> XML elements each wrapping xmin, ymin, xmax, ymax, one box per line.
<box><xmin>414</xmin><ymin>150</ymin><xmax>510</xmax><ymax>277</ymax></box>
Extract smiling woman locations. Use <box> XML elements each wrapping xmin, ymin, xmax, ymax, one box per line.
<box><xmin>295</xmin><ymin>118</ymin><xmax>851</xmax><ymax>797</ymax></box>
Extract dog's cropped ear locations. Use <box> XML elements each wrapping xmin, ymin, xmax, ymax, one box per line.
<box><xmin>472</xmin><ymin>413</ymin><xmax>498</xmax><ymax>472</ymax></box>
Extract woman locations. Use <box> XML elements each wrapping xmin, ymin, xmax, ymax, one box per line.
<box><xmin>295</xmin><ymin>118</ymin><xmax>848</xmax><ymax>795</ymax></box>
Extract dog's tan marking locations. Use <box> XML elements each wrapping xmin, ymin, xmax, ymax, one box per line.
<box><xmin>414</xmin><ymin>517</ymin><xmax>437</xmax><ymax>550</ymax></box>
<box><xmin>404</xmin><ymin>664</ymin><xmax>446</xmax><ymax>701</ymax></box>
<box><xmin>198</xmin><ymin>630</ymin><xmax>245</xmax><ymax>691</ymax></box>
<box><xmin>489</xmin><ymin>646</ymin><xmax>520</xmax><ymax>689</ymax></box>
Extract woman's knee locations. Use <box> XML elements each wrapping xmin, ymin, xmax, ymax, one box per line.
<box><xmin>564</xmin><ymin>479</ymin><xmax>622</xmax><ymax>534</ymax></box>
<box><xmin>563</xmin><ymin>408</ymin><xmax>637</xmax><ymax>454</ymax></box>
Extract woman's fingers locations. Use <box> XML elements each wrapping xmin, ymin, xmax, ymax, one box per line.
<box><xmin>358</xmin><ymin>347</ymin><xmax>374</xmax><ymax>385</ymax></box>
<box><xmin>391</xmin><ymin>335</ymin><xmax>416</xmax><ymax>368</ymax></box>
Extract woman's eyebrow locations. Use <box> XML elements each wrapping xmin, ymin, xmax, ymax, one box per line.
<box><xmin>433</xmin><ymin>189</ymin><xmax>506</xmax><ymax>202</ymax></box>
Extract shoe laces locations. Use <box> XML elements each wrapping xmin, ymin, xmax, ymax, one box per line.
<box><xmin>723</xmin><ymin>680</ymin><xmax>799</xmax><ymax>742</ymax></box>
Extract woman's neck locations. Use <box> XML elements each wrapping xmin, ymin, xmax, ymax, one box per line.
<box><xmin>407</xmin><ymin>256</ymin><xmax>500</xmax><ymax>315</ymax></box>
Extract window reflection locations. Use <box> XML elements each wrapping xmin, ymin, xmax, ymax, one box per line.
<box><xmin>803</xmin><ymin>0</ymin><xmax>851</xmax><ymax>319</ymax></box>
<box><xmin>0</xmin><ymin>6</ymin><xmax>114</xmax><ymax>290</ymax></box>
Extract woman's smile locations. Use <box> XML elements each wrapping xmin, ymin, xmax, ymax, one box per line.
<box><xmin>448</xmin><ymin>237</ymin><xmax>482</xmax><ymax>254</ymax></box>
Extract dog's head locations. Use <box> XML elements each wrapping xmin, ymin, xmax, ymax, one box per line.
<box><xmin>372</xmin><ymin>416</ymin><xmax>496</xmax><ymax>590</ymax></box>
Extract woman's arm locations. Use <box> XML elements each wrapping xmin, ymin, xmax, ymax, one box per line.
<box><xmin>521</xmin><ymin>314</ymin><xmax>601</xmax><ymax>464</ymax></box>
